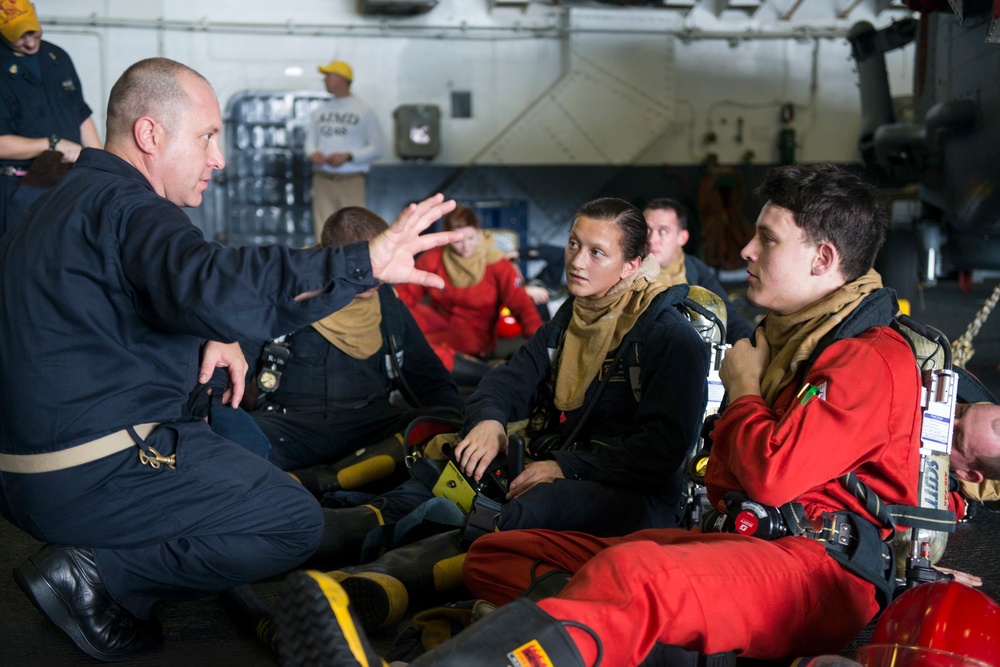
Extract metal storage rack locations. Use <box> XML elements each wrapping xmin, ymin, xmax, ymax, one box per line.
<box><xmin>219</xmin><ymin>90</ymin><xmax>330</xmax><ymax>248</ymax></box>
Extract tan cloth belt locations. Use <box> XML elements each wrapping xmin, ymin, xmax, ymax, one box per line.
<box><xmin>0</xmin><ymin>423</ymin><xmax>159</xmax><ymax>474</ymax></box>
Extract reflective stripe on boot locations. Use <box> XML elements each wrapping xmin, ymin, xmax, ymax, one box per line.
<box><xmin>289</xmin><ymin>435</ymin><xmax>406</xmax><ymax>498</ymax></box>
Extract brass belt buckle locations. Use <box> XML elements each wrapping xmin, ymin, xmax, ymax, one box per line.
<box><xmin>138</xmin><ymin>445</ymin><xmax>176</xmax><ymax>470</ymax></box>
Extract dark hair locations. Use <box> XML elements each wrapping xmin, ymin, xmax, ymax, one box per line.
<box><xmin>107</xmin><ymin>58</ymin><xmax>208</xmax><ymax>142</ymax></box>
<box><xmin>574</xmin><ymin>197</ymin><xmax>648</xmax><ymax>261</ymax></box>
<box><xmin>442</xmin><ymin>206</ymin><xmax>481</xmax><ymax>232</ymax></box>
<box><xmin>977</xmin><ymin>453</ymin><xmax>1000</xmax><ymax>481</ymax></box>
<box><xmin>320</xmin><ymin>207</ymin><xmax>388</xmax><ymax>247</ymax></box>
<box><xmin>644</xmin><ymin>198</ymin><xmax>689</xmax><ymax>231</ymax></box>
<box><xmin>754</xmin><ymin>164</ymin><xmax>888</xmax><ymax>283</ymax></box>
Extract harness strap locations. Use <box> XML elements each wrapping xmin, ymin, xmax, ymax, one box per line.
<box><xmin>887</xmin><ymin>505</ymin><xmax>957</xmax><ymax>532</ymax></box>
<box><xmin>841</xmin><ymin>472</ymin><xmax>897</xmax><ymax>529</ymax></box>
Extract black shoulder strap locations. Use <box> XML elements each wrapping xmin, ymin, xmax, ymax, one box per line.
<box><xmin>378</xmin><ymin>285</ymin><xmax>406</xmax><ymax>349</ymax></box>
<box><xmin>379</xmin><ymin>286</ymin><xmax>420</xmax><ymax>407</ymax></box>
<box><xmin>955</xmin><ymin>366</ymin><xmax>999</xmax><ymax>404</ymax></box>
<box><xmin>545</xmin><ymin>296</ymin><xmax>575</xmax><ymax>351</ymax></box>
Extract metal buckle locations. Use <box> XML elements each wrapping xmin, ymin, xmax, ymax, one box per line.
<box><xmin>808</xmin><ymin>514</ymin><xmax>851</xmax><ymax>547</ymax></box>
<box><xmin>138</xmin><ymin>445</ymin><xmax>176</xmax><ymax>470</ymax></box>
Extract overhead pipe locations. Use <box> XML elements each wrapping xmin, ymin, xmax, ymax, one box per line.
<box><xmin>40</xmin><ymin>13</ymin><xmax>868</xmax><ymax>42</ymax></box>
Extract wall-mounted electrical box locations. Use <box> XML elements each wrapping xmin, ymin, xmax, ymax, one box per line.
<box><xmin>393</xmin><ymin>104</ymin><xmax>441</xmax><ymax>160</ymax></box>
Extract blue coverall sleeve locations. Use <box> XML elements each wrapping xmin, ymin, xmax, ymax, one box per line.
<box><xmin>462</xmin><ymin>323</ymin><xmax>555</xmax><ymax>432</ymax></box>
<box><xmin>116</xmin><ymin>200</ymin><xmax>376</xmax><ymax>343</ymax></box>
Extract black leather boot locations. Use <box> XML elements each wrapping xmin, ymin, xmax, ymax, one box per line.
<box><xmin>409</xmin><ymin>597</ymin><xmax>590</xmax><ymax>666</ymax></box>
<box><xmin>330</xmin><ymin>529</ymin><xmax>466</xmax><ymax>632</ymax></box>
<box><xmin>13</xmin><ymin>544</ymin><xmax>164</xmax><ymax>662</ymax></box>
<box><xmin>290</xmin><ymin>435</ymin><xmax>406</xmax><ymax>499</ymax></box>
<box><xmin>278</xmin><ymin>569</ymin><xmax>387</xmax><ymax>667</ymax></box>
<box><xmin>305</xmin><ymin>505</ymin><xmax>385</xmax><ymax>569</ymax></box>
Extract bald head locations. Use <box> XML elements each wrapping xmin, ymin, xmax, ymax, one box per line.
<box><xmin>952</xmin><ymin>402</ymin><xmax>1000</xmax><ymax>483</ymax></box>
<box><xmin>106</xmin><ymin>58</ymin><xmax>209</xmax><ymax>147</ymax></box>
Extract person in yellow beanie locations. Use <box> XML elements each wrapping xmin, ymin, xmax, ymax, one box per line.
<box><xmin>305</xmin><ymin>59</ymin><xmax>385</xmax><ymax>242</ymax></box>
<box><xmin>0</xmin><ymin>0</ymin><xmax>101</xmax><ymax>236</ymax></box>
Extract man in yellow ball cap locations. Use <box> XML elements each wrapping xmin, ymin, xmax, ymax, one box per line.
<box><xmin>306</xmin><ymin>59</ymin><xmax>385</xmax><ymax>241</ymax></box>
<box><xmin>0</xmin><ymin>0</ymin><xmax>101</xmax><ymax>236</ymax></box>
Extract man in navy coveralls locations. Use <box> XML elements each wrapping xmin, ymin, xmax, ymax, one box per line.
<box><xmin>0</xmin><ymin>57</ymin><xmax>459</xmax><ymax>662</ymax></box>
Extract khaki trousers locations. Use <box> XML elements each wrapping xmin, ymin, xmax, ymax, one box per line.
<box><xmin>311</xmin><ymin>172</ymin><xmax>366</xmax><ymax>242</ymax></box>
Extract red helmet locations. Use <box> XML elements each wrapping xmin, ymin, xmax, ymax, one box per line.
<box><xmin>855</xmin><ymin>582</ymin><xmax>1000</xmax><ymax>667</ymax></box>
<box><xmin>496</xmin><ymin>307</ymin><xmax>522</xmax><ymax>339</ymax></box>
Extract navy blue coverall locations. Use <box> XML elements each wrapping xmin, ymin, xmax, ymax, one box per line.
<box><xmin>0</xmin><ymin>40</ymin><xmax>91</xmax><ymax>236</ymax></box>
<box><xmin>0</xmin><ymin>148</ymin><xmax>378</xmax><ymax>619</ymax></box>
<box><xmin>247</xmin><ymin>284</ymin><xmax>463</xmax><ymax>470</ymax></box>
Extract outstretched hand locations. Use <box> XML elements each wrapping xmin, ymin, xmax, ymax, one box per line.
<box><xmin>369</xmin><ymin>194</ymin><xmax>460</xmax><ymax>287</ymax></box>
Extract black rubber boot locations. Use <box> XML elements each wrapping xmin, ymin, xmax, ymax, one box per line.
<box><xmin>290</xmin><ymin>435</ymin><xmax>406</xmax><ymax>499</ymax></box>
<box><xmin>304</xmin><ymin>505</ymin><xmax>386</xmax><ymax>569</ymax></box>
<box><xmin>277</xmin><ymin>570</ymin><xmax>387</xmax><ymax>667</ymax></box>
<box><xmin>450</xmin><ymin>353</ymin><xmax>493</xmax><ymax>387</ymax></box>
<box><xmin>521</xmin><ymin>567</ymin><xmax>572</xmax><ymax>602</ymax></box>
<box><xmin>222</xmin><ymin>584</ymin><xmax>278</xmax><ymax>654</ymax></box>
<box><xmin>409</xmin><ymin>597</ymin><xmax>591</xmax><ymax>666</ymax></box>
<box><xmin>329</xmin><ymin>529</ymin><xmax>466</xmax><ymax>632</ymax></box>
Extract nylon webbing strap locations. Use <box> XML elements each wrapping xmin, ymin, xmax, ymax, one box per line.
<box><xmin>462</xmin><ymin>495</ymin><xmax>503</xmax><ymax>544</ymax></box>
<box><xmin>841</xmin><ymin>472</ymin><xmax>957</xmax><ymax>533</ymax></box>
<box><xmin>888</xmin><ymin>505</ymin><xmax>957</xmax><ymax>532</ymax></box>
<box><xmin>841</xmin><ymin>472</ymin><xmax>896</xmax><ymax>529</ymax></box>
<box><xmin>778</xmin><ymin>502</ymin><xmax>810</xmax><ymax>537</ymax></box>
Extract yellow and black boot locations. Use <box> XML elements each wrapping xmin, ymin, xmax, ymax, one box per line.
<box><xmin>277</xmin><ymin>570</ymin><xmax>388</xmax><ymax>667</ymax></box>
<box><xmin>409</xmin><ymin>597</ymin><xmax>591</xmax><ymax>666</ymax></box>
<box><xmin>289</xmin><ymin>435</ymin><xmax>406</xmax><ymax>499</ymax></box>
<box><xmin>328</xmin><ymin>529</ymin><xmax>466</xmax><ymax>633</ymax></box>
<box><xmin>304</xmin><ymin>505</ymin><xmax>385</xmax><ymax>569</ymax></box>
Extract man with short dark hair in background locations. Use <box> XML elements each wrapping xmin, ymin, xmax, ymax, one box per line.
<box><xmin>645</xmin><ymin>197</ymin><xmax>753</xmax><ymax>343</ymax></box>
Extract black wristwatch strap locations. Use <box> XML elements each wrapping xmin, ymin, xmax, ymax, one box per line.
<box><xmin>49</xmin><ymin>135</ymin><xmax>59</xmax><ymax>151</ymax></box>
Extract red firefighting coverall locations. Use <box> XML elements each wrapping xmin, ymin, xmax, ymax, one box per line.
<box><xmin>396</xmin><ymin>247</ymin><xmax>542</xmax><ymax>368</ymax></box>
